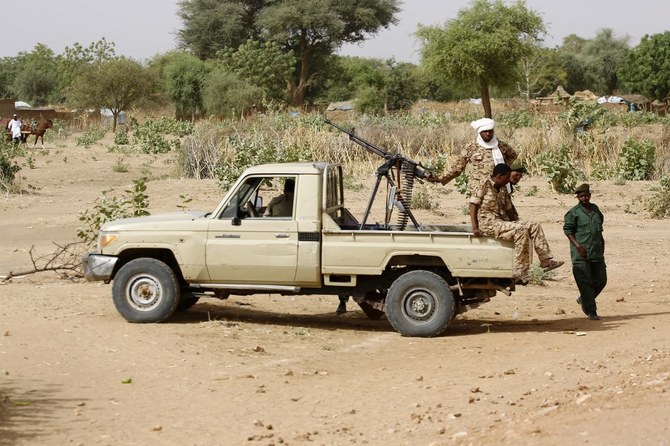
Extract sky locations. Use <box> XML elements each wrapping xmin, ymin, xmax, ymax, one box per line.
<box><xmin>0</xmin><ymin>0</ymin><xmax>668</xmax><ymax>63</ymax></box>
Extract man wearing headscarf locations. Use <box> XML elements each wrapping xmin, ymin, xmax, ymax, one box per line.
<box><xmin>428</xmin><ymin>118</ymin><xmax>517</xmax><ymax>196</ymax></box>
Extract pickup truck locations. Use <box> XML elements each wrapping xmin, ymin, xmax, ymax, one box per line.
<box><xmin>83</xmin><ymin>162</ymin><xmax>515</xmax><ymax>337</ymax></box>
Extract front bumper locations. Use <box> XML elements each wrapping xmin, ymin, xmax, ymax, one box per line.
<box><xmin>82</xmin><ymin>253</ymin><xmax>118</xmax><ymax>282</ymax></box>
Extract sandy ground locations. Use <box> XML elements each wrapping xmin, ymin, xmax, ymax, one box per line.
<box><xmin>1</xmin><ymin>134</ymin><xmax>670</xmax><ymax>446</ymax></box>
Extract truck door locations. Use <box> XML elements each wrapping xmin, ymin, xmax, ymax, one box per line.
<box><xmin>206</xmin><ymin>176</ymin><xmax>298</xmax><ymax>284</ymax></box>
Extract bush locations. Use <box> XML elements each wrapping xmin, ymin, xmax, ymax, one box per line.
<box><xmin>536</xmin><ymin>144</ymin><xmax>583</xmax><ymax>194</ymax></box>
<box><xmin>77</xmin><ymin>178</ymin><xmax>150</xmax><ymax>245</ymax></box>
<box><xmin>133</xmin><ymin>117</ymin><xmax>193</xmax><ymax>154</ymax></box>
<box><xmin>76</xmin><ymin>127</ymin><xmax>106</xmax><ymax>147</ymax></box>
<box><xmin>0</xmin><ymin>140</ymin><xmax>23</xmax><ymax>191</ymax></box>
<box><xmin>617</xmin><ymin>138</ymin><xmax>655</xmax><ymax>180</ymax></box>
<box><xmin>646</xmin><ymin>177</ymin><xmax>670</xmax><ymax>219</ymax></box>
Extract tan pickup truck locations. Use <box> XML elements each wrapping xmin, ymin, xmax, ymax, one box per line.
<box><xmin>83</xmin><ymin>162</ymin><xmax>515</xmax><ymax>337</ymax></box>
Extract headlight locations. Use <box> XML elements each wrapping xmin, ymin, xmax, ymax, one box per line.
<box><xmin>99</xmin><ymin>232</ymin><xmax>119</xmax><ymax>248</ymax></box>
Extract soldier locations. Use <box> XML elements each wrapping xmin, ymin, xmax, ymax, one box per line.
<box><xmin>564</xmin><ymin>183</ymin><xmax>607</xmax><ymax>320</ymax></box>
<box><xmin>470</xmin><ymin>163</ymin><xmax>564</xmax><ymax>284</ymax></box>
<box><xmin>428</xmin><ymin>118</ymin><xmax>518</xmax><ymax>196</ymax></box>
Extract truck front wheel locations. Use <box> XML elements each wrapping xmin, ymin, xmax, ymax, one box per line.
<box><xmin>112</xmin><ymin>258</ymin><xmax>180</xmax><ymax>323</ymax></box>
<box><xmin>386</xmin><ymin>270</ymin><xmax>454</xmax><ymax>337</ymax></box>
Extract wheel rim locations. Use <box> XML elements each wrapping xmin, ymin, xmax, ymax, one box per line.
<box><xmin>125</xmin><ymin>273</ymin><xmax>163</xmax><ymax>312</ymax></box>
<box><xmin>402</xmin><ymin>288</ymin><xmax>436</xmax><ymax>322</ymax></box>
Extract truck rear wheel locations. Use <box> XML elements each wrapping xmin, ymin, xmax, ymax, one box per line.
<box><xmin>386</xmin><ymin>270</ymin><xmax>454</xmax><ymax>337</ymax></box>
<box><xmin>112</xmin><ymin>258</ymin><xmax>179</xmax><ymax>323</ymax></box>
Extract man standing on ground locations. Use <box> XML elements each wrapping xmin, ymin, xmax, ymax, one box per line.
<box><xmin>564</xmin><ymin>183</ymin><xmax>607</xmax><ymax>320</ymax></box>
<box><xmin>7</xmin><ymin>113</ymin><xmax>22</xmax><ymax>144</ymax></box>
<box><xmin>470</xmin><ymin>163</ymin><xmax>563</xmax><ymax>284</ymax></box>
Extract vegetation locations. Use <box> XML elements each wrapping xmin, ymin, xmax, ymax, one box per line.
<box><xmin>618</xmin><ymin>32</ymin><xmax>670</xmax><ymax>101</ymax></box>
<box><xmin>177</xmin><ymin>0</ymin><xmax>400</xmax><ymax>105</ymax></box>
<box><xmin>416</xmin><ymin>0</ymin><xmax>545</xmax><ymax>117</ymax></box>
<box><xmin>77</xmin><ymin>178</ymin><xmax>150</xmax><ymax>245</ymax></box>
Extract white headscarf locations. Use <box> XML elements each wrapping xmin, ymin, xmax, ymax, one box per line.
<box><xmin>471</xmin><ymin>118</ymin><xmax>509</xmax><ymax>191</ymax></box>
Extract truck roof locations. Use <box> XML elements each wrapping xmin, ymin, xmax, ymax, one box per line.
<box><xmin>243</xmin><ymin>162</ymin><xmax>330</xmax><ymax>176</ymax></box>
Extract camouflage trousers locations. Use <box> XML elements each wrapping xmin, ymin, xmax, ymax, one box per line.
<box><xmin>480</xmin><ymin>219</ymin><xmax>553</xmax><ymax>276</ymax></box>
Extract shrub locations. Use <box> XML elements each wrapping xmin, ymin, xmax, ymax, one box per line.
<box><xmin>617</xmin><ymin>138</ymin><xmax>655</xmax><ymax>180</ymax></box>
<box><xmin>0</xmin><ymin>140</ymin><xmax>22</xmax><ymax>191</ymax></box>
<box><xmin>646</xmin><ymin>177</ymin><xmax>670</xmax><ymax>219</ymax></box>
<box><xmin>76</xmin><ymin>127</ymin><xmax>106</xmax><ymax>147</ymax></box>
<box><xmin>536</xmin><ymin>144</ymin><xmax>583</xmax><ymax>194</ymax></box>
<box><xmin>77</xmin><ymin>178</ymin><xmax>150</xmax><ymax>245</ymax></box>
<box><xmin>133</xmin><ymin>117</ymin><xmax>193</xmax><ymax>154</ymax></box>
<box><xmin>114</xmin><ymin>130</ymin><xmax>129</xmax><ymax>145</ymax></box>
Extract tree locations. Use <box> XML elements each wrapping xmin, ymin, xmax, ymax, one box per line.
<box><xmin>68</xmin><ymin>58</ymin><xmax>157</xmax><ymax>132</ymax></box>
<box><xmin>517</xmin><ymin>46</ymin><xmax>566</xmax><ymax>99</ymax></box>
<box><xmin>618</xmin><ymin>32</ymin><xmax>670</xmax><ymax>101</ymax></box>
<box><xmin>202</xmin><ymin>69</ymin><xmax>263</xmax><ymax>117</ymax></box>
<box><xmin>11</xmin><ymin>44</ymin><xmax>59</xmax><ymax>106</ymax></box>
<box><xmin>177</xmin><ymin>0</ymin><xmax>400</xmax><ymax>106</ymax></box>
<box><xmin>159</xmin><ymin>52</ymin><xmax>210</xmax><ymax>120</ymax></box>
<box><xmin>218</xmin><ymin>40</ymin><xmax>295</xmax><ymax>104</ymax></box>
<box><xmin>177</xmin><ymin>0</ymin><xmax>266</xmax><ymax>59</ymax></box>
<box><xmin>416</xmin><ymin>0</ymin><xmax>545</xmax><ymax>118</ymax></box>
<box><xmin>57</xmin><ymin>38</ymin><xmax>117</xmax><ymax>102</ymax></box>
<box><xmin>580</xmin><ymin>29</ymin><xmax>630</xmax><ymax>95</ymax></box>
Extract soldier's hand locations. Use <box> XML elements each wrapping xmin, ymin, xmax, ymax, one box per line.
<box><xmin>472</xmin><ymin>228</ymin><xmax>483</xmax><ymax>237</ymax></box>
<box><xmin>577</xmin><ymin>245</ymin><xmax>588</xmax><ymax>259</ymax></box>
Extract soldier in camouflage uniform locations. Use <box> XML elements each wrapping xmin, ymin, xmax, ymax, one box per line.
<box><xmin>428</xmin><ymin>118</ymin><xmax>517</xmax><ymax>196</ymax></box>
<box><xmin>469</xmin><ymin>164</ymin><xmax>564</xmax><ymax>284</ymax></box>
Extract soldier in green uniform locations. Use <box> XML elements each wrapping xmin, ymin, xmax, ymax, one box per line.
<box><xmin>564</xmin><ymin>183</ymin><xmax>607</xmax><ymax>320</ymax></box>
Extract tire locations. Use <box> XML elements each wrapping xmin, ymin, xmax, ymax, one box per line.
<box><xmin>176</xmin><ymin>293</ymin><xmax>200</xmax><ymax>312</ymax></box>
<box><xmin>112</xmin><ymin>258</ymin><xmax>180</xmax><ymax>323</ymax></box>
<box><xmin>357</xmin><ymin>292</ymin><xmax>386</xmax><ymax>320</ymax></box>
<box><xmin>385</xmin><ymin>270</ymin><xmax>454</xmax><ymax>337</ymax></box>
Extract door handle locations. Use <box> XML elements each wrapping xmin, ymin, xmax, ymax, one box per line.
<box><xmin>215</xmin><ymin>234</ymin><xmax>241</xmax><ymax>239</ymax></box>
<box><xmin>275</xmin><ymin>233</ymin><xmax>290</xmax><ymax>238</ymax></box>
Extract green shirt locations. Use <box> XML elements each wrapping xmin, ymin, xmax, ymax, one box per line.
<box><xmin>563</xmin><ymin>203</ymin><xmax>605</xmax><ymax>263</ymax></box>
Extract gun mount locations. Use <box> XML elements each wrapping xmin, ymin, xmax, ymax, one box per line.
<box><xmin>324</xmin><ymin>118</ymin><xmax>431</xmax><ymax>231</ymax></box>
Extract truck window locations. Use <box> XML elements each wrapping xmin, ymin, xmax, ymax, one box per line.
<box><xmin>219</xmin><ymin>176</ymin><xmax>296</xmax><ymax>219</ymax></box>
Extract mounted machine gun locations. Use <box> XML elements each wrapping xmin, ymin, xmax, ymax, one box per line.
<box><xmin>324</xmin><ymin>118</ymin><xmax>432</xmax><ymax>231</ymax></box>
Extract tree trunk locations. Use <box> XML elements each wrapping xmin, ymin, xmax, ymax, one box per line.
<box><xmin>291</xmin><ymin>30</ymin><xmax>312</xmax><ymax>106</ymax></box>
<box><xmin>480</xmin><ymin>78</ymin><xmax>492</xmax><ymax>118</ymax></box>
<box><xmin>111</xmin><ymin>111</ymin><xmax>118</xmax><ymax>133</ymax></box>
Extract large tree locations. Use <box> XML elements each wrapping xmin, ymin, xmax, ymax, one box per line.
<box><xmin>416</xmin><ymin>0</ymin><xmax>545</xmax><ymax>118</ymax></box>
<box><xmin>177</xmin><ymin>0</ymin><xmax>400</xmax><ymax>105</ymax></box>
<box><xmin>618</xmin><ymin>32</ymin><xmax>670</xmax><ymax>101</ymax></box>
<box><xmin>68</xmin><ymin>58</ymin><xmax>157</xmax><ymax>132</ymax></box>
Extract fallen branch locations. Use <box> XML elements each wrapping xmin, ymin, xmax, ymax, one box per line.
<box><xmin>1</xmin><ymin>241</ymin><xmax>88</xmax><ymax>282</ymax></box>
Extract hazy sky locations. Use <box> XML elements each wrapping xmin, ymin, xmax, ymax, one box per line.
<box><xmin>1</xmin><ymin>0</ymin><xmax>668</xmax><ymax>62</ymax></box>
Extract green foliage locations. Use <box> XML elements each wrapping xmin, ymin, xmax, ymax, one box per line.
<box><xmin>68</xmin><ymin>58</ymin><xmax>157</xmax><ymax>132</ymax></box>
<box><xmin>202</xmin><ymin>69</ymin><xmax>263</xmax><ymax>118</ymax></box>
<box><xmin>527</xmin><ymin>263</ymin><xmax>556</xmax><ymax>286</ymax></box>
<box><xmin>454</xmin><ymin>172</ymin><xmax>470</xmax><ymax>197</ymax></box>
<box><xmin>416</xmin><ymin>0</ymin><xmax>545</xmax><ymax>116</ymax></box>
<box><xmin>77</xmin><ymin>178</ymin><xmax>150</xmax><ymax>245</ymax></box>
<box><xmin>114</xmin><ymin>130</ymin><xmax>129</xmax><ymax>145</ymax></box>
<box><xmin>11</xmin><ymin>44</ymin><xmax>59</xmax><ymax>106</ymax></box>
<box><xmin>132</xmin><ymin>117</ymin><xmax>193</xmax><ymax>154</ymax></box>
<box><xmin>646</xmin><ymin>177</ymin><xmax>670</xmax><ymax>219</ymax></box>
<box><xmin>112</xmin><ymin>158</ymin><xmax>129</xmax><ymax>173</ymax></box>
<box><xmin>76</xmin><ymin>128</ymin><xmax>106</xmax><ymax>147</ymax></box>
<box><xmin>562</xmin><ymin>99</ymin><xmax>606</xmax><ymax>129</ymax></box>
<box><xmin>618</xmin><ymin>32</ymin><xmax>670</xmax><ymax>100</ymax></box>
<box><xmin>497</xmin><ymin>110</ymin><xmax>535</xmax><ymax>129</ymax></box>
<box><xmin>0</xmin><ymin>141</ymin><xmax>22</xmax><ymax>191</ymax></box>
<box><xmin>411</xmin><ymin>187</ymin><xmax>435</xmax><ymax>210</ymax></box>
<box><xmin>217</xmin><ymin>40</ymin><xmax>294</xmax><ymax>104</ymax></box>
<box><xmin>536</xmin><ymin>144</ymin><xmax>582</xmax><ymax>194</ymax></box>
<box><xmin>617</xmin><ymin>138</ymin><xmax>655</xmax><ymax>180</ymax></box>
<box><xmin>159</xmin><ymin>51</ymin><xmax>210</xmax><ymax>119</ymax></box>
<box><xmin>177</xmin><ymin>0</ymin><xmax>263</xmax><ymax>59</ymax></box>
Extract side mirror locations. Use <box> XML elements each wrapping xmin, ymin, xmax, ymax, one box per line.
<box><xmin>232</xmin><ymin>217</ymin><xmax>241</xmax><ymax>226</ymax></box>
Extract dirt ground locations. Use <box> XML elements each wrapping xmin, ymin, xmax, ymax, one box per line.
<box><xmin>1</xmin><ymin>134</ymin><xmax>669</xmax><ymax>446</ymax></box>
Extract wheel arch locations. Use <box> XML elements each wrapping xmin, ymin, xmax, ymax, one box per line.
<box><xmin>112</xmin><ymin>248</ymin><xmax>185</xmax><ymax>284</ymax></box>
